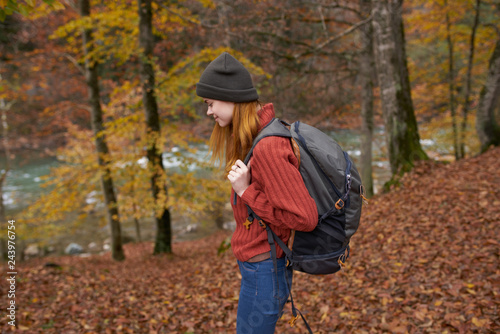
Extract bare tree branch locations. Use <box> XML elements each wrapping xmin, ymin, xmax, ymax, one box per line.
<box><xmin>53</xmin><ymin>51</ymin><xmax>85</xmax><ymax>76</ymax></box>
<box><xmin>317</xmin><ymin>5</ymin><xmax>328</xmax><ymax>37</ymax></box>
<box><xmin>294</xmin><ymin>15</ymin><xmax>372</xmax><ymax>59</ymax></box>
<box><xmin>301</xmin><ymin>1</ymin><xmax>364</xmax><ymax>18</ymax></box>
<box><xmin>248</xmin><ymin>30</ymin><xmax>314</xmax><ymax>49</ymax></box>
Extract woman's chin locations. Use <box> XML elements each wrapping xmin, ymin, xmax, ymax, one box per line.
<box><xmin>217</xmin><ymin>120</ymin><xmax>230</xmax><ymax>127</ymax></box>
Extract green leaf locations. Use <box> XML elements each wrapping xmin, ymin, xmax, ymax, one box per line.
<box><xmin>18</xmin><ymin>3</ymin><xmax>29</xmax><ymax>16</ymax></box>
<box><xmin>217</xmin><ymin>237</ymin><xmax>231</xmax><ymax>256</ymax></box>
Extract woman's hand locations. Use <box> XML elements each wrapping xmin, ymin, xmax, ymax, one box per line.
<box><xmin>228</xmin><ymin>159</ymin><xmax>251</xmax><ymax>197</ymax></box>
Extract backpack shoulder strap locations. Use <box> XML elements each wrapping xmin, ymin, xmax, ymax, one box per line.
<box><xmin>233</xmin><ymin>118</ymin><xmax>292</xmax><ymax>205</ymax></box>
<box><xmin>242</xmin><ymin>118</ymin><xmax>292</xmax><ymax>164</ymax></box>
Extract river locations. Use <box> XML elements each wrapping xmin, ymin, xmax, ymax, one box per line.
<box><xmin>2</xmin><ymin>128</ymin><xmax>400</xmax><ymax>217</ymax></box>
<box><xmin>4</xmin><ymin>128</ymin><xmax>449</xmax><ymax>255</ymax></box>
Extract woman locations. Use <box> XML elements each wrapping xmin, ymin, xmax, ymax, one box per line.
<box><xmin>196</xmin><ymin>52</ymin><xmax>317</xmax><ymax>333</ymax></box>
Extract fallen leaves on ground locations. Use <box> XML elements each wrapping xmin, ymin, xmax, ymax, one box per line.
<box><xmin>1</xmin><ymin>148</ymin><xmax>499</xmax><ymax>333</ymax></box>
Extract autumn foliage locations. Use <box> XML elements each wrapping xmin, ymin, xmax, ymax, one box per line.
<box><xmin>1</xmin><ymin>147</ymin><xmax>498</xmax><ymax>333</ymax></box>
<box><xmin>1</xmin><ymin>0</ymin><xmax>500</xmax><ymax>332</ymax></box>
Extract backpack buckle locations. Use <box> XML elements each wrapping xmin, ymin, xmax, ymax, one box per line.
<box><xmin>338</xmin><ymin>253</ymin><xmax>346</xmax><ymax>268</ymax></box>
<box><xmin>258</xmin><ymin>220</ymin><xmax>266</xmax><ymax>229</ymax></box>
<box><xmin>335</xmin><ymin>199</ymin><xmax>344</xmax><ymax>210</ymax></box>
<box><xmin>243</xmin><ymin>217</ymin><xmax>254</xmax><ymax>230</ymax></box>
<box><xmin>360</xmin><ymin>185</ymin><xmax>369</xmax><ymax>205</ymax></box>
<box><xmin>289</xmin><ymin>314</ymin><xmax>300</xmax><ymax>327</ymax></box>
<box><xmin>338</xmin><ymin>248</ymin><xmax>349</xmax><ymax>268</ymax></box>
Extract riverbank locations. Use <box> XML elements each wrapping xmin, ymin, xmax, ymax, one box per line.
<box><xmin>1</xmin><ymin>147</ymin><xmax>499</xmax><ymax>333</ymax></box>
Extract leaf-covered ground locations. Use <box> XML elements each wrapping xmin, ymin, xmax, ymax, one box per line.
<box><xmin>1</xmin><ymin>148</ymin><xmax>499</xmax><ymax>334</ymax></box>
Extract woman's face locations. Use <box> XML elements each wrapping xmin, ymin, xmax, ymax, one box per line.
<box><xmin>204</xmin><ymin>99</ymin><xmax>235</xmax><ymax>128</ymax></box>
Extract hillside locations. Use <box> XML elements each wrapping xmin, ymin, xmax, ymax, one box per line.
<box><xmin>1</xmin><ymin>148</ymin><xmax>499</xmax><ymax>333</ymax></box>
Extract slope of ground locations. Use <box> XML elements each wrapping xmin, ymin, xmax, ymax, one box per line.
<box><xmin>1</xmin><ymin>148</ymin><xmax>499</xmax><ymax>333</ymax></box>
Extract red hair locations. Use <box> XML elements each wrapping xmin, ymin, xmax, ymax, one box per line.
<box><xmin>209</xmin><ymin>101</ymin><xmax>261</xmax><ymax>173</ymax></box>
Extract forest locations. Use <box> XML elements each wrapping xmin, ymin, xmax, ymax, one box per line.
<box><xmin>0</xmin><ymin>0</ymin><xmax>499</xmax><ymax>333</ymax></box>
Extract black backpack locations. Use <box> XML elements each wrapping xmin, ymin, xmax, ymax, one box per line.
<box><xmin>234</xmin><ymin>118</ymin><xmax>365</xmax><ymax>331</ymax></box>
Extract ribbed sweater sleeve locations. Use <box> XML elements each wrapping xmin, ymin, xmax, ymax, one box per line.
<box><xmin>240</xmin><ymin>136</ymin><xmax>317</xmax><ymax>231</ymax></box>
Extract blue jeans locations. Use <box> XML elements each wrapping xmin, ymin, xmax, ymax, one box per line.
<box><xmin>236</xmin><ymin>256</ymin><xmax>293</xmax><ymax>334</ymax></box>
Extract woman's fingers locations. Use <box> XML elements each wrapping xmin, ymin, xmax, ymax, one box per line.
<box><xmin>235</xmin><ymin>159</ymin><xmax>247</xmax><ymax>170</ymax></box>
<box><xmin>228</xmin><ymin>160</ymin><xmax>251</xmax><ymax>197</ymax></box>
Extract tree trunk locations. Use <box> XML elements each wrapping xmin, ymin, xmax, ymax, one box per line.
<box><xmin>132</xmin><ymin>197</ymin><xmax>142</xmax><ymax>243</ymax></box>
<box><xmin>216</xmin><ymin>0</ymin><xmax>231</xmax><ymax>47</ymax></box>
<box><xmin>138</xmin><ymin>0</ymin><xmax>172</xmax><ymax>254</ymax></box>
<box><xmin>459</xmin><ymin>0</ymin><xmax>481</xmax><ymax>158</ymax></box>
<box><xmin>79</xmin><ymin>0</ymin><xmax>125</xmax><ymax>261</ymax></box>
<box><xmin>131</xmin><ymin>178</ymin><xmax>142</xmax><ymax>242</ymax></box>
<box><xmin>476</xmin><ymin>38</ymin><xmax>500</xmax><ymax>152</ymax></box>
<box><xmin>371</xmin><ymin>0</ymin><xmax>428</xmax><ymax>176</ymax></box>
<box><xmin>134</xmin><ymin>216</ymin><xmax>142</xmax><ymax>243</ymax></box>
<box><xmin>0</xmin><ymin>96</ymin><xmax>13</xmax><ymax>262</ymax></box>
<box><xmin>214</xmin><ymin>200</ymin><xmax>225</xmax><ymax>230</ymax></box>
<box><xmin>0</xmin><ymin>193</ymin><xmax>6</xmax><ymax>261</ymax></box>
<box><xmin>445</xmin><ymin>0</ymin><xmax>460</xmax><ymax>160</ymax></box>
<box><xmin>359</xmin><ymin>0</ymin><xmax>375</xmax><ymax>197</ymax></box>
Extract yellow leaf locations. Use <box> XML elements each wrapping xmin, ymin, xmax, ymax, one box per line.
<box><xmin>52</xmin><ymin>1</ymin><xmax>66</xmax><ymax>10</ymax></box>
<box><xmin>434</xmin><ymin>300</ymin><xmax>443</xmax><ymax>306</ymax></box>
<box><xmin>472</xmin><ymin>317</ymin><xmax>487</xmax><ymax>328</ymax></box>
<box><xmin>340</xmin><ymin>312</ymin><xmax>350</xmax><ymax>318</ymax></box>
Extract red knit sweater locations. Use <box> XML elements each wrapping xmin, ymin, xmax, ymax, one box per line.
<box><xmin>231</xmin><ymin>103</ymin><xmax>317</xmax><ymax>262</ymax></box>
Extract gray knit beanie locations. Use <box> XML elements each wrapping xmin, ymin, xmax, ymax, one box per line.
<box><xmin>196</xmin><ymin>52</ymin><xmax>259</xmax><ymax>103</ymax></box>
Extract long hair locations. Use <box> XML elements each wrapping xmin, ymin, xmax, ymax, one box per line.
<box><xmin>209</xmin><ymin>101</ymin><xmax>261</xmax><ymax>173</ymax></box>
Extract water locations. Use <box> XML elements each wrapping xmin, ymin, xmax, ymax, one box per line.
<box><xmin>328</xmin><ymin>126</ymin><xmax>392</xmax><ymax>194</ymax></box>
<box><xmin>3</xmin><ymin>130</ymin><xmax>443</xmax><ymax>253</ymax></box>
<box><xmin>1</xmin><ymin>153</ymin><xmax>59</xmax><ymax>215</ymax></box>
<box><xmin>4</xmin><ymin>127</ymin><xmax>440</xmax><ymax>213</ymax></box>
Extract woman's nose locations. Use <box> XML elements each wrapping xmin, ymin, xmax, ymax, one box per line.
<box><xmin>207</xmin><ymin>108</ymin><xmax>213</xmax><ymax>116</ymax></box>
